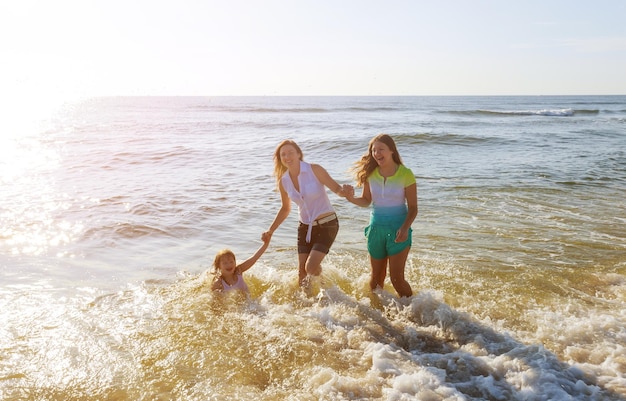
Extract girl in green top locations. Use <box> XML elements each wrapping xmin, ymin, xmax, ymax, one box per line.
<box><xmin>345</xmin><ymin>134</ymin><xmax>418</xmax><ymax>298</ymax></box>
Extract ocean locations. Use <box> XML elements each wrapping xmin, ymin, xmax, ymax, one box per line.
<box><xmin>1</xmin><ymin>96</ymin><xmax>624</xmax><ymax>400</ymax></box>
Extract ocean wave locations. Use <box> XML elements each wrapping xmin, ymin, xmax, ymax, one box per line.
<box><xmin>392</xmin><ymin>132</ymin><xmax>505</xmax><ymax>146</ymax></box>
<box><xmin>194</xmin><ymin>105</ymin><xmax>406</xmax><ymax>114</ymax></box>
<box><xmin>443</xmin><ymin>108</ymin><xmax>601</xmax><ymax>117</ymax></box>
<box><xmin>95</xmin><ymin>222</ymin><xmax>173</xmax><ymax>239</ymax></box>
<box><xmin>108</xmin><ymin>146</ymin><xmax>199</xmax><ymax>167</ymax></box>
<box><xmin>81</xmin><ymin>218</ymin><xmax>200</xmax><ymax>242</ymax></box>
<box><xmin>4</xmin><ymin>278</ymin><xmax>621</xmax><ymax>400</ymax></box>
<box><xmin>477</xmin><ymin>109</ymin><xmax>576</xmax><ymax>117</ymax></box>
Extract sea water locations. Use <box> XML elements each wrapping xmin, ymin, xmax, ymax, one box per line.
<box><xmin>1</xmin><ymin>96</ymin><xmax>625</xmax><ymax>400</ymax></box>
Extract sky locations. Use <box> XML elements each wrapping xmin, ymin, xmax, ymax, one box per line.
<box><xmin>1</xmin><ymin>0</ymin><xmax>625</xmax><ymax>100</ymax></box>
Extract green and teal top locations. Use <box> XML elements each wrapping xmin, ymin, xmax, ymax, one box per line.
<box><xmin>368</xmin><ymin>164</ymin><xmax>415</xmax><ymax>227</ymax></box>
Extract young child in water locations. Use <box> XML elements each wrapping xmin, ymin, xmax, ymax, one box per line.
<box><xmin>211</xmin><ymin>237</ymin><xmax>269</xmax><ymax>293</ymax></box>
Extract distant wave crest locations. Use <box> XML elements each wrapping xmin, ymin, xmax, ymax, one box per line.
<box><xmin>199</xmin><ymin>105</ymin><xmax>403</xmax><ymax>113</ymax></box>
<box><xmin>480</xmin><ymin>109</ymin><xmax>575</xmax><ymax>116</ymax></box>
<box><xmin>445</xmin><ymin>108</ymin><xmax>600</xmax><ymax>117</ymax></box>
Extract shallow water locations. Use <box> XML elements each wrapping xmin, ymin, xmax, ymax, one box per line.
<box><xmin>1</xmin><ymin>96</ymin><xmax>625</xmax><ymax>400</ymax></box>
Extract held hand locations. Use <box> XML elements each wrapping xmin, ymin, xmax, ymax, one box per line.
<box><xmin>336</xmin><ymin>185</ymin><xmax>345</xmax><ymax>197</ymax></box>
<box><xmin>342</xmin><ymin>184</ymin><xmax>355</xmax><ymax>199</ymax></box>
<box><xmin>261</xmin><ymin>231</ymin><xmax>272</xmax><ymax>243</ymax></box>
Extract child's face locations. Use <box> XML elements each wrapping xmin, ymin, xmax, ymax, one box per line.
<box><xmin>371</xmin><ymin>141</ymin><xmax>394</xmax><ymax>167</ymax></box>
<box><xmin>218</xmin><ymin>254</ymin><xmax>236</xmax><ymax>275</ymax></box>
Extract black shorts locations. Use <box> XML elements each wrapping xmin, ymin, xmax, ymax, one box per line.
<box><xmin>297</xmin><ymin>216</ymin><xmax>339</xmax><ymax>254</ymax></box>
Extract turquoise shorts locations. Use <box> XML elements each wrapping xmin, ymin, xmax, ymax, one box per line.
<box><xmin>364</xmin><ymin>224</ymin><xmax>412</xmax><ymax>260</ymax></box>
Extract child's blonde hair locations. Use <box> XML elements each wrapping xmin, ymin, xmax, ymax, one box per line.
<box><xmin>213</xmin><ymin>249</ymin><xmax>236</xmax><ymax>275</ymax></box>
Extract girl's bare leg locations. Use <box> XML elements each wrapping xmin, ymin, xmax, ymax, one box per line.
<box><xmin>369</xmin><ymin>257</ymin><xmax>387</xmax><ymax>291</ymax></box>
<box><xmin>388</xmin><ymin>247</ymin><xmax>412</xmax><ymax>297</ymax></box>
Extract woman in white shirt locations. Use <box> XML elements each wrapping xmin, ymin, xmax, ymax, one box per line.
<box><xmin>263</xmin><ymin>140</ymin><xmax>347</xmax><ymax>287</ymax></box>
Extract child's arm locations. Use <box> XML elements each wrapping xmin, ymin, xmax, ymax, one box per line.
<box><xmin>237</xmin><ymin>238</ymin><xmax>269</xmax><ymax>273</ymax></box>
<box><xmin>395</xmin><ymin>183</ymin><xmax>418</xmax><ymax>243</ymax></box>
<box><xmin>211</xmin><ymin>277</ymin><xmax>224</xmax><ymax>292</ymax></box>
<box><xmin>346</xmin><ymin>181</ymin><xmax>372</xmax><ymax>208</ymax></box>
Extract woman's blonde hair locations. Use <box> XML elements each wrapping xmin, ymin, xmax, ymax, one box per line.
<box><xmin>350</xmin><ymin>134</ymin><xmax>403</xmax><ymax>186</ymax></box>
<box><xmin>272</xmin><ymin>140</ymin><xmax>304</xmax><ymax>189</ymax></box>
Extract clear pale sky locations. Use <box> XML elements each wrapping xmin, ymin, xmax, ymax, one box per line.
<box><xmin>1</xmin><ymin>0</ymin><xmax>625</xmax><ymax>99</ymax></box>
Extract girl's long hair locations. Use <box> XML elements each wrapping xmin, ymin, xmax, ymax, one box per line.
<box><xmin>272</xmin><ymin>140</ymin><xmax>304</xmax><ymax>189</ymax></box>
<box><xmin>350</xmin><ymin>134</ymin><xmax>403</xmax><ymax>186</ymax></box>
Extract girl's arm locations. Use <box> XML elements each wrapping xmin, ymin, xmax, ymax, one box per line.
<box><xmin>237</xmin><ymin>237</ymin><xmax>270</xmax><ymax>273</ymax></box>
<box><xmin>395</xmin><ymin>183</ymin><xmax>418</xmax><ymax>243</ymax></box>
<box><xmin>211</xmin><ymin>278</ymin><xmax>224</xmax><ymax>292</ymax></box>
<box><xmin>262</xmin><ymin>181</ymin><xmax>291</xmax><ymax>242</ymax></box>
<box><xmin>345</xmin><ymin>180</ymin><xmax>372</xmax><ymax>208</ymax></box>
<box><xmin>311</xmin><ymin>164</ymin><xmax>345</xmax><ymax>197</ymax></box>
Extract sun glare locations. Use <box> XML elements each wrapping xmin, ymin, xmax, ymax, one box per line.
<box><xmin>0</xmin><ymin>88</ymin><xmax>79</xmax><ymax>257</ymax></box>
